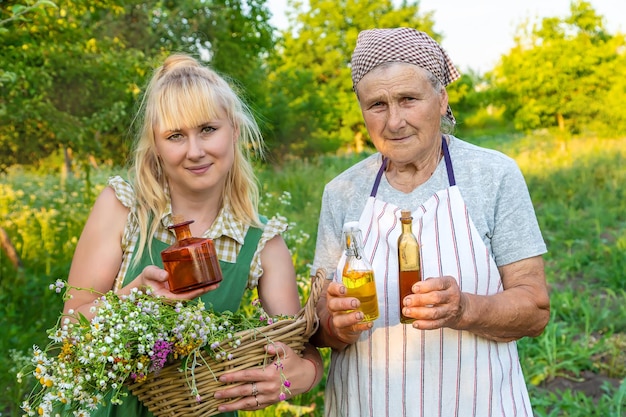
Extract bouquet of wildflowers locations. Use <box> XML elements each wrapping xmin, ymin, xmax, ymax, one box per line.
<box><xmin>18</xmin><ymin>280</ymin><xmax>292</xmax><ymax>417</ymax></box>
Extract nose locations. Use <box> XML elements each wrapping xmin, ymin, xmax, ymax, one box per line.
<box><xmin>386</xmin><ymin>103</ymin><xmax>406</xmax><ymax>132</ymax></box>
<box><xmin>186</xmin><ymin>135</ymin><xmax>206</xmax><ymax>160</ymax></box>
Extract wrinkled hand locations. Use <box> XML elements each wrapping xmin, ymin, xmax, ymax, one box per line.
<box><xmin>401</xmin><ymin>276</ymin><xmax>465</xmax><ymax>330</ymax></box>
<box><xmin>139</xmin><ymin>265</ymin><xmax>218</xmax><ymax>300</ymax></box>
<box><xmin>326</xmin><ymin>281</ymin><xmax>373</xmax><ymax>345</ymax></box>
<box><xmin>213</xmin><ymin>342</ymin><xmax>310</xmax><ymax>412</ymax></box>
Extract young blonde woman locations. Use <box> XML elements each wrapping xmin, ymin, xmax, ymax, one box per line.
<box><xmin>64</xmin><ymin>53</ymin><xmax>322</xmax><ymax>417</ymax></box>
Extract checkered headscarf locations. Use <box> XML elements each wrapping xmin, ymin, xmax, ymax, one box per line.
<box><xmin>351</xmin><ymin>28</ymin><xmax>461</xmax><ymax>123</ymax></box>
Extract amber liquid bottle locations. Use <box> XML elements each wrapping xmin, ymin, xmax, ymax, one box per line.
<box><xmin>341</xmin><ymin>221</ymin><xmax>379</xmax><ymax>322</ymax></box>
<box><xmin>398</xmin><ymin>210</ymin><xmax>421</xmax><ymax>323</ymax></box>
<box><xmin>161</xmin><ymin>220</ymin><xmax>223</xmax><ymax>294</ymax></box>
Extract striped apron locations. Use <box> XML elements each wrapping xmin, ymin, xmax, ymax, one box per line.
<box><xmin>325</xmin><ymin>137</ymin><xmax>532</xmax><ymax>417</ymax></box>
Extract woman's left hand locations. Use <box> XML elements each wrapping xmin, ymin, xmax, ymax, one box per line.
<box><xmin>213</xmin><ymin>342</ymin><xmax>318</xmax><ymax>412</ymax></box>
<box><xmin>401</xmin><ymin>276</ymin><xmax>465</xmax><ymax>330</ymax></box>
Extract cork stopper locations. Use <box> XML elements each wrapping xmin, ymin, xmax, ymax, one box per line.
<box><xmin>168</xmin><ymin>214</ymin><xmax>194</xmax><ymax>230</ymax></box>
<box><xmin>400</xmin><ymin>210</ymin><xmax>412</xmax><ymax>220</ymax></box>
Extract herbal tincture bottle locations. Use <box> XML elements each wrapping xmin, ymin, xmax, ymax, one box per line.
<box><xmin>341</xmin><ymin>221</ymin><xmax>379</xmax><ymax>322</ymax></box>
<box><xmin>398</xmin><ymin>210</ymin><xmax>420</xmax><ymax>323</ymax></box>
<box><xmin>161</xmin><ymin>219</ymin><xmax>223</xmax><ymax>293</ymax></box>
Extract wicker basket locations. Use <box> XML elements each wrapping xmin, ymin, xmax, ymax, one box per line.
<box><xmin>127</xmin><ymin>269</ymin><xmax>326</xmax><ymax>417</ymax></box>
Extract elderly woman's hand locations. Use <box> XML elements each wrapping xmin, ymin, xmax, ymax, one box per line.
<box><xmin>326</xmin><ymin>281</ymin><xmax>374</xmax><ymax>345</ymax></box>
<box><xmin>401</xmin><ymin>276</ymin><xmax>465</xmax><ymax>330</ymax></box>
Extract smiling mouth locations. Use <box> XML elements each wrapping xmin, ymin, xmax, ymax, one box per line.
<box><xmin>186</xmin><ymin>164</ymin><xmax>211</xmax><ymax>173</ymax></box>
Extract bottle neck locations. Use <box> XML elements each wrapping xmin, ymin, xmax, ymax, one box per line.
<box><xmin>174</xmin><ymin>226</ymin><xmax>192</xmax><ymax>241</ymax></box>
<box><xmin>170</xmin><ymin>220</ymin><xmax>194</xmax><ymax>241</ymax></box>
<box><xmin>401</xmin><ymin>221</ymin><xmax>413</xmax><ymax>234</ymax></box>
<box><xmin>345</xmin><ymin>231</ymin><xmax>364</xmax><ymax>258</ymax></box>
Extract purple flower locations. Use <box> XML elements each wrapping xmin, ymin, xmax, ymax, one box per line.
<box><xmin>283</xmin><ymin>380</ymin><xmax>291</xmax><ymax>388</ymax></box>
<box><xmin>279</xmin><ymin>392</ymin><xmax>286</xmax><ymax>401</ymax></box>
<box><xmin>149</xmin><ymin>339</ymin><xmax>173</xmax><ymax>371</ymax></box>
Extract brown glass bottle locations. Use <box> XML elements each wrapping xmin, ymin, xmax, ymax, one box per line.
<box><xmin>398</xmin><ymin>210</ymin><xmax>420</xmax><ymax>323</ymax></box>
<box><xmin>161</xmin><ymin>220</ymin><xmax>223</xmax><ymax>294</ymax></box>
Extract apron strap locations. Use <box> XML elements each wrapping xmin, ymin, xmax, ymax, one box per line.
<box><xmin>371</xmin><ymin>135</ymin><xmax>456</xmax><ymax>197</ymax></box>
<box><xmin>371</xmin><ymin>157</ymin><xmax>388</xmax><ymax>197</ymax></box>
<box><xmin>441</xmin><ymin>135</ymin><xmax>456</xmax><ymax>186</ymax></box>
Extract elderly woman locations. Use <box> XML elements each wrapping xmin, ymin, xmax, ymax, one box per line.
<box><xmin>311</xmin><ymin>28</ymin><xmax>550</xmax><ymax>416</ymax></box>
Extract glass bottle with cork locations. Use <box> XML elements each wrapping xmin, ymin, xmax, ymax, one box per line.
<box><xmin>398</xmin><ymin>210</ymin><xmax>421</xmax><ymax>323</ymax></box>
<box><xmin>341</xmin><ymin>221</ymin><xmax>379</xmax><ymax>322</ymax></box>
<box><xmin>161</xmin><ymin>216</ymin><xmax>223</xmax><ymax>293</ymax></box>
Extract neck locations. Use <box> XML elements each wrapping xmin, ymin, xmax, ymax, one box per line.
<box><xmin>386</xmin><ymin>143</ymin><xmax>442</xmax><ymax>193</ymax></box>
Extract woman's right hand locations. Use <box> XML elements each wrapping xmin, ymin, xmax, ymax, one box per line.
<box><xmin>325</xmin><ymin>281</ymin><xmax>373</xmax><ymax>345</ymax></box>
<box><xmin>138</xmin><ymin>265</ymin><xmax>219</xmax><ymax>300</ymax></box>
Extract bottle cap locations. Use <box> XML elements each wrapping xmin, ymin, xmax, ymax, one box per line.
<box><xmin>342</xmin><ymin>221</ymin><xmax>360</xmax><ymax>232</ymax></box>
<box><xmin>400</xmin><ymin>210</ymin><xmax>412</xmax><ymax>219</ymax></box>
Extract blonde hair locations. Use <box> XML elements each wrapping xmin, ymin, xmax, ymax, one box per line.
<box><xmin>129</xmin><ymin>53</ymin><xmax>264</xmax><ymax>264</ymax></box>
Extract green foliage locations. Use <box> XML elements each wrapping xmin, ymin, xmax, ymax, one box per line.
<box><xmin>0</xmin><ymin>0</ymin><xmax>276</xmax><ymax>172</ymax></box>
<box><xmin>490</xmin><ymin>0</ymin><xmax>626</xmax><ymax>136</ymax></box>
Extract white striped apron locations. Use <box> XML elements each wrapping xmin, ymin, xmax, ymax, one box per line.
<box><xmin>325</xmin><ymin>137</ymin><xmax>533</xmax><ymax>417</ymax></box>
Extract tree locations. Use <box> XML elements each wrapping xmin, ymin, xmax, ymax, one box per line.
<box><xmin>261</xmin><ymin>0</ymin><xmax>438</xmax><ymax>159</ymax></box>
<box><xmin>490</xmin><ymin>0</ymin><xmax>626</xmax><ymax>136</ymax></box>
<box><xmin>0</xmin><ymin>0</ymin><xmax>275</xmax><ymax>172</ymax></box>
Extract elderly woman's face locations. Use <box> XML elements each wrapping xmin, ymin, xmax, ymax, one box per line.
<box><xmin>356</xmin><ymin>63</ymin><xmax>448</xmax><ymax>166</ymax></box>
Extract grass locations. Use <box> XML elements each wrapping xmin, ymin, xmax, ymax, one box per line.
<box><xmin>1</xmin><ymin>132</ymin><xmax>625</xmax><ymax>416</ymax></box>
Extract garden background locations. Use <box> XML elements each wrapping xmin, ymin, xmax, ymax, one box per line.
<box><xmin>1</xmin><ymin>0</ymin><xmax>625</xmax><ymax>416</ymax></box>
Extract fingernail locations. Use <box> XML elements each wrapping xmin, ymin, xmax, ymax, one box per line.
<box><xmin>339</xmin><ymin>286</ymin><xmax>346</xmax><ymax>295</ymax></box>
<box><xmin>356</xmin><ymin>312</ymin><xmax>364</xmax><ymax>321</ymax></box>
<box><xmin>214</xmin><ymin>392</ymin><xmax>222</xmax><ymax>399</ymax></box>
<box><xmin>350</xmin><ymin>299</ymin><xmax>358</xmax><ymax>309</ymax></box>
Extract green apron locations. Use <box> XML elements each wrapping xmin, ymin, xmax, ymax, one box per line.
<box><xmin>89</xmin><ymin>224</ymin><xmax>263</xmax><ymax>417</ymax></box>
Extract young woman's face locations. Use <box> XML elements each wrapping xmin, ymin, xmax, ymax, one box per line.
<box><xmin>154</xmin><ymin>108</ymin><xmax>237</xmax><ymax>197</ymax></box>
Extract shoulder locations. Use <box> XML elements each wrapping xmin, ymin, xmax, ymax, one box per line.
<box><xmin>246</xmin><ymin>215</ymin><xmax>289</xmax><ymax>289</ymax></box>
<box><xmin>106</xmin><ymin>176</ymin><xmax>136</xmax><ymax>209</ymax></box>
<box><xmin>323</xmin><ymin>154</ymin><xmax>381</xmax><ymax>202</ymax></box>
<box><xmin>449</xmin><ymin>136</ymin><xmax>519</xmax><ymax>170</ymax></box>
<box><xmin>448</xmin><ymin>136</ymin><xmax>526</xmax><ymax>189</ymax></box>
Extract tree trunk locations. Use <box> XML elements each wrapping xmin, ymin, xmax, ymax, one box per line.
<box><xmin>354</xmin><ymin>131</ymin><xmax>364</xmax><ymax>154</ymax></box>
<box><xmin>62</xmin><ymin>147</ymin><xmax>73</xmax><ymax>182</ymax></box>
<box><xmin>0</xmin><ymin>226</ymin><xmax>22</xmax><ymax>270</ymax></box>
<box><xmin>557</xmin><ymin>113</ymin><xmax>565</xmax><ymax>131</ymax></box>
